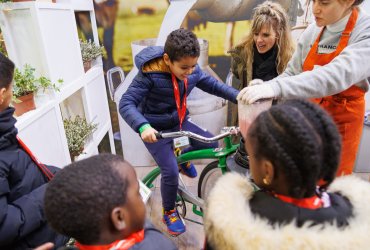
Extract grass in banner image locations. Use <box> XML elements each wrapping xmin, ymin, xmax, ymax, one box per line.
<box><xmin>86</xmin><ymin>0</ymin><xmax>249</xmax><ymax>156</ymax></box>
<box><xmin>90</xmin><ymin>0</ymin><xmax>249</xmax><ymax>73</ymax></box>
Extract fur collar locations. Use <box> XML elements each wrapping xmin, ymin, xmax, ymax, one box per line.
<box><xmin>142</xmin><ymin>57</ymin><xmax>170</xmax><ymax>74</ymax></box>
<box><xmin>229</xmin><ymin>44</ymin><xmax>252</xmax><ymax>85</ymax></box>
<box><xmin>204</xmin><ymin>173</ymin><xmax>370</xmax><ymax>250</ymax></box>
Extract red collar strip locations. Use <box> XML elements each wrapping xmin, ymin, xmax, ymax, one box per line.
<box><xmin>75</xmin><ymin>230</ymin><xmax>145</xmax><ymax>250</ymax></box>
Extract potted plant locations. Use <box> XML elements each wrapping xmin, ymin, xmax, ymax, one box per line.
<box><xmin>12</xmin><ymin>64</ymin><xmax>61</xmax><ymax>116</ymax></box>
<box><xmin>35</xmin><ymin>75</ymin><xmax>63</xmax><ymax>106</ymax></box>
<box><xmin>80</xmin><ymin>39</ymin><xmax>104</xmax><ymax>72</ymax></box>
<box><xmin>0</xmin><ymin>32</ymin><xmax>7</xmax><ymax>57</ymax></box>
<box><xmin>63</xmin><ymin>115</ymin><xmax>98</xmax><ymax>160</ymax></box>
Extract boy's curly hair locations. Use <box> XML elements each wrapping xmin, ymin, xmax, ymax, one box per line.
<box><xmin>0</xmin><ymin>53</ymin><xmax>15</xmax><ymax>89</ymax></box>
<box><xmin>44</xmin><ymin>154</ymin><xmax>130</xmax><ymax>244</ymax></box>
<box><xmin>164</xmin><ymin>28</ymin><xmax>200</xmax><ymax>62</ymax></box>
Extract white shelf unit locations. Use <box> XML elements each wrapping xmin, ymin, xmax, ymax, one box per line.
<box><xmin>0</xmin><ymin>1</ymin><xmax>115</xmax><ymax>168</ymax></box>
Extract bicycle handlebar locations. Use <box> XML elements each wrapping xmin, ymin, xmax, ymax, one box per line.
<box><xmin>155</xmin><ymin>126</ymin><xmax>240</xmax><ymax>143</ymax></box>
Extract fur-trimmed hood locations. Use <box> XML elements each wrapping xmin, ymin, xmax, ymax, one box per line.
<box><xmin>204</xmin><ymin>173</ymin><xmax>370</xmax><ymax>250</ymax></box>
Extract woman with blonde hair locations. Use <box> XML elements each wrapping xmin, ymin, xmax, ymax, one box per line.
<box><xmin>229</xmin><ymin>1</ymin><xmax>294</xmax><ymax>125</ymax></box>
<box><xmin>228</xmin><ymin>1</ymin><xmax>295</xmax><ymax>168</ymax></box>
<box><xmin>230</xmin><ymin>1</ymin><xmax>294</xmax><ymax>87</ymax></box>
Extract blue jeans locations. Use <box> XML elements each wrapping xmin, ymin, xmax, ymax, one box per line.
<box><xmin>144</xmin><ymin>119</ymin><xmax>218</xmax><ymax>211</ymax></box>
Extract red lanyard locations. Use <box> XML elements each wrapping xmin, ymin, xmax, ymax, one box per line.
<box><xmin>171</xmin><ymin>73</ymin><xmax>188</xmax><ymax>130</ymax></box>
<box><xmin>75</xmin><ymin>230</ymin><xmax>145</xmax><ymax>250</ymax></box>
<box><xmin>272</xmin><ymin>193</ymin><xmax>323</xmax><ymax>210</ymax></box>
<box><xmin>16</xmin><ymin>136</ymin><xmax>54</xmax><ymax>181</ymax></box>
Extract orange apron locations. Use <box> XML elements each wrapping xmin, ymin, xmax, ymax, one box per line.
<box><xmin>302</xmin><ymin>8</ymin><xmax>365</xmax><ymax>176</ymax></box>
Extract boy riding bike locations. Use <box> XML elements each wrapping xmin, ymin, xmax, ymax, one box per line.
<box><xmin>119</xmin><ymin>28</ymin><xmax>238</xmax><ymax>236</ymax></box>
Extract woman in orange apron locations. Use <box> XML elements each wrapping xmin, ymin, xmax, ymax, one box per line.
<box><xmin>237</xmin><ymin>0</ymin><xmax>370</xmax><ymax>176</ymax></box>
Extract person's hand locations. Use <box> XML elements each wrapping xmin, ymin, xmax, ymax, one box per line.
<box><xmin>141</xmin><ymin>127</ymin><xmax>158</xmax><ymax>143</ymax></box>
<box><xmin>249</xmin><ymin>79</ymin><xmax>264</xmax><ymax>86</ymax></box>
<box><xmin>237</xmin><ymin>79</ymin><xmax>265</xmax><ymax>102</ymax></box>
<box><xmin>34</xmin><ymin>242</ymin><xmax>54</xmax><ymax>250</ymax></box>
<box><xmin>237</xmin><ymin>84</ymin><xmax>275</xmax><ymax>104</ymax></box>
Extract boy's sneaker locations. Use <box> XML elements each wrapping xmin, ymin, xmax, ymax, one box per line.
<box><xmin>174</xmin><ymin>148</ymin><xmax>197</xmax><ymax>178</ymax></box>
<box><xmin>163</xmin><ymin>209</ymin><xmax>186</xmax><ymax>236</ymax></box>
<box><xmin>178</xmin><ymin>162</ymin><xmax>197</xmax><ymax>178</ymax></box>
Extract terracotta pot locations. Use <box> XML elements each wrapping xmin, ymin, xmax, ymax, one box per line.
<box><xmin>12</xmin><ymin>92</ymin><xmax>36</xmax><ymax>117</ymax></box>
<box><xmin>83</xmin><ymin>61</ymin><xmax>92</xmax><ymax>72</ymax></box>
<box><xmin>70</xmin><ymin>148</ymin><xmax>84</xmax><ymax>162</ymax></box>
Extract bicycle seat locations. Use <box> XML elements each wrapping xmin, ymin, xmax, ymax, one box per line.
<box><xmin>226</xmin><ymin>137</ymin><xmax>250</xmax><ymax>176</ymax></box>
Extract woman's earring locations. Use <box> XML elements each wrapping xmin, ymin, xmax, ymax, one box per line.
<box><xmin>263</xmin><ymin>177</ymin><xmax>270</xmax><ymax>185</ymax></box>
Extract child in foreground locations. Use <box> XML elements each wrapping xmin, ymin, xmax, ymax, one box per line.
<box><xmin>205</xmin><ymin>99</ymin><xmax>370</xmax><ymax>249</ymax></box>
<box><xmin>44</xmin><ymin>154</ymin><xmax>177</xmax><ymax>250</ymax></box>
<box><xmin>0</xmin><ymin>52</ymin><xmax>68</xmax><ymax>249</ymax></box>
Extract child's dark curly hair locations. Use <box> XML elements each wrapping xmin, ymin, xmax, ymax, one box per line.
<box><xmin>248</xmin><ymin>99</ymin><xmax>341</xmax><ymax>197</ymax></box>
<box><xmin>44</xmin><ymin>154</ymin><xmax>130</xmax><ymax>244</ymax></box>
<box><xmin>0</xmin><ymin>53</ymin><xmax>14</xmax><ymax>89</ymax></box>
<box><xmin>164</xmin><ymin>28</ymin><xmax>200</xmax><ymax>62</ymax></box>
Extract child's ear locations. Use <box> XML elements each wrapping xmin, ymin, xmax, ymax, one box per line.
<box><xmin>263</xmin><ymin>160</ymin><xmax>274</xmax><ymax>184</ymax></box>
<box><xmin>0</xmin><ymin>87</ymin><xmax>6</xmax><ymax>104</ymax></box>
<box><xmin>111</xmin><ymin>207</ymin><xmax>127</xmax><ymax>230</ymax></box>
<box><xmin>163</xmin><ymin>53</ymin><xmax>170</xmax><ymax>66</ymax></box>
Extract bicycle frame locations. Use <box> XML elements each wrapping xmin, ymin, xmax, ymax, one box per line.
<box><xmin>142</xmin><ymin>135</ymin><xmax>237</xmax><ymax>187</ymax></box>
<box><xmin>142</xmin><ymin>132</ymin><xmax>239</xmax><ymax>218</ymax></box>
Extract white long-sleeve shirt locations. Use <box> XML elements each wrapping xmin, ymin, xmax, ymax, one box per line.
<box><xmin>268</xmin><ymin>7</ymin><xmax>370</xmax><ymax>99</ymax></box>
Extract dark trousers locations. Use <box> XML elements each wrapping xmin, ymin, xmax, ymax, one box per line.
<box><xmin>144</xmin><ymin>119</ymin><xmax>218</xmax><ymax>211</ymax></box>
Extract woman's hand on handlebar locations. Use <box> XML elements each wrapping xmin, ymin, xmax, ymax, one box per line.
<box><xmin>141</xmin><ymin>127</ymin><xmax>158</xmax><ymax>143</ymax></box>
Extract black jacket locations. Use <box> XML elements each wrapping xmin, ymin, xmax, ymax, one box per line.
<box><xmin>56</xmin><ymin>221</ymin><xmax>177</xmax><ymax>250</ymax></box>
<box><xmin>250</xmin><ymin>189</ymin><xmax>352</xmax><ymax>228</ymax></box>
<box><xmin>0</xmin><ymin>107</ymin><xmax>68</xmax><ymax>249</ymax></box>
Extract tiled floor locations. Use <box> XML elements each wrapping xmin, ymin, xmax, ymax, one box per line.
<box><xmin>135</xmin><ymin>165</ymin><xmax>207</xmax><ymax>250</ymax></box>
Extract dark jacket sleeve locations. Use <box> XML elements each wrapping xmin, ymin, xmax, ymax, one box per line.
<box><xmin>196</xmin><ymin>67</ymin><xmax>239</xmax><ymax>104</ymax></box>
<box><xmin>0</xmin><ymin>176</ymin><xmax>47</xmax><ymax>245</ymax></box>
<box><xmin>130</xmin><ymin>220</ymin><xmax>178</xmax><ymax>250</ymax></box>
<box><xmin>119</xmin><ymin>73</ymin><xmax>153</xmax><ymax>132</ymax></box>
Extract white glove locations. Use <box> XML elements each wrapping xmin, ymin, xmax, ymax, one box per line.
<box><xmin>237</xmin><ymin>79</ymin><xmax>264</xmax><ymax>102</ymax></box>
<box><xmin>249</xmin><ymin>79</ymin><xmax>264</xmax><ymax>86</ymax></box>
<box><xmin>237</xmin><ymin>84</ymin><xmax>275</xmax><ymax>104</ymax></box>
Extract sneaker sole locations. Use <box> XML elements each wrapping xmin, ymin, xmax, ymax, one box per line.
<box><xmin>167</xmin><ymin>229</ymin><xmax>185</xmax><ymax>237</ymax></box>
<box><xmin>179</xmin><ymin>170</ymin><xmax>197</xmax><ymax>178</ymax></box>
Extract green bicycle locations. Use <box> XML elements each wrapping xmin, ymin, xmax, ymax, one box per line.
<box><xmin>142</xmin><ymin>126</ymin><xmax>249</xmax><ymax>223</ymax></box>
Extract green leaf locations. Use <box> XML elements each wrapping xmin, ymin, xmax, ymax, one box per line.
<box><xmin>63</xmin><ymin>115</ymin><xmax>98</xmax><ymax>157</ymax></box>
<box><xmin>80</xmin><ymin>39</ymin><xmax>104</xmax><ymax>63</ymax></box>
<box><xmin>13</xmin><ymin>64</ymin><xmax>62</xmax><ymax>98</ymax></box>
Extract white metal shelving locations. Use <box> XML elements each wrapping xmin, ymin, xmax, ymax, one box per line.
<box><xmin>0</xmin><ymin>0</ymin><xmax>115</xmax><ymax>167</ymax></box>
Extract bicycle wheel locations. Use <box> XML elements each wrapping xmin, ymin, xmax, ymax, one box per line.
<box><xmin>198</xmin><ymin>161</ymin><xmax>223</xmax><ymax>201</ymax></box>
<box><xmin>175</xmin><ymin>193</ymin><xmax>186</xmax><ymax>218</ymax></box>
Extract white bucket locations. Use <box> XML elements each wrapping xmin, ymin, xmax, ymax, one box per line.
<box><xmin>238</xmin><ymin>100</ymin><xmax>272</xmax><ymax>138</ymax></box>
